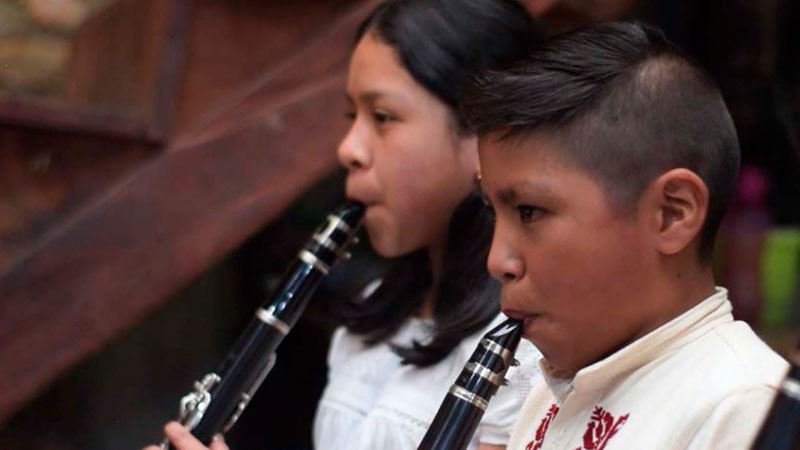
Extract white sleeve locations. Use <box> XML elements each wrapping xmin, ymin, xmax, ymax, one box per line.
<box><xmin>326</xmin><ymin>326</ymin><xmax>353</xmax><ymax>376</ymax></box>
<box><xmin>477</xmin><ymin>340</ymin><xmax>543</xmax><ymax>445</ymax></box>
<box><xmin>313</xmin><ymin>326</ymin><xmax>363</xmax><ymax>449</ymax></box>
<box><xmin>687</xmin><ymin>385</ymin><xmax>778</xmax><ymax>450</ymax></box>
<box><xmin>318</xmin><ymin>407</ymin><xmax>426</xmax><ymax>450</ymax></box>
<box><xmin>315</xmin><ymin>325</ymin><xmax>426</xmax><ymax>450</ymax></box>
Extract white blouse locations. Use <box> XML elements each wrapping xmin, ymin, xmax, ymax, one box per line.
<box><xmin>313</xmin><ymin>314</ymin><xmax>541</xmax><ymax>450</ymax></box>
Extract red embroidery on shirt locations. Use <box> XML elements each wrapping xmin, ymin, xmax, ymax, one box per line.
<box><xmin>525</xmin><ymin>403</ymin><xmax>560</xmax><ymax>450</ymax></box>
<box><xmin>572</xmin><ymin>406</ymin><xmax>629</xmax><ymax>450</ymax></box>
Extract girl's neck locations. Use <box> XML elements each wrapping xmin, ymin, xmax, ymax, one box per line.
<box><xmin>418</xmin><ymin>238</ymin><xmax>446</xmax><ymax>318</ymax></box>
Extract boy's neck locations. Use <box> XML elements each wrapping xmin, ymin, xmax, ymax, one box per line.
<box><xmin>637</xmin><ymin>255</ymin><xmax>717</xmax><ymax>339</ymax></box>
<box><xmin>556</xmin><ymin>256</ymin><xmax>717</xmax><ymax>379</ymax></box>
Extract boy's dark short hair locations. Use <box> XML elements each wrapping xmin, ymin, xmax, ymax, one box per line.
<box><xmin>464</xmin><ymin>21</ymin><xmax>741</xmax><ymax>260</ymax></box>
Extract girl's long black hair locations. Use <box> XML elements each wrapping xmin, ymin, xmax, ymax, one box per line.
<box><xmin>331</xmin><ymin>0</ymin><xmax>542</xmax><ymax>367</ymax></box>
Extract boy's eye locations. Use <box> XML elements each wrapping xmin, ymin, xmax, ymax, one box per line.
<box><xmin>517</xmin><ymin>205</ymin><xmax>543</xmax><ymax>223</ymax></box>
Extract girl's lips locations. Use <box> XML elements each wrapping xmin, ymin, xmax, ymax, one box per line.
<box><xmin>502</xmin><ymin>309</ymin><xmax>531</xmax><ymax>320</ymax></box>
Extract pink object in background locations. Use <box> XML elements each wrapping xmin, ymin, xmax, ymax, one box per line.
<box><xmin>720</xmin><ymin>165</ymin><xmax>772</xmax><ymax>324</ymax></box>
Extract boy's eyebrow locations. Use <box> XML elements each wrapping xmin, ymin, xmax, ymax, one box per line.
<box><xmin>476</xmin><ymin>173</ymin><xmax>558</xmax><ymax>205</ymax></box>
<box><xmin>495</xmin><ymin>181</ymin><xmax>558</xmax><ymax>205</ymax></box>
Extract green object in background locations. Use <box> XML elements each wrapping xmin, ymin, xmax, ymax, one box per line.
<box><xmin>760</xmin><ymin>228</ymin><xmax>800</xmax><ymax>329</ymax></box>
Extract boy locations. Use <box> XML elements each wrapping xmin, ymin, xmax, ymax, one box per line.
<box><xmin>466</xmin><ymin>22</ymin><xmax>789</xmax><ymax>449</ymax></box>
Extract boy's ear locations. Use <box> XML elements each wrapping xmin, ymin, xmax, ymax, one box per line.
<box><xmin>645</xmin><ymin>168</ymin><xmax>709</xmax><ymax>256</ymax></box>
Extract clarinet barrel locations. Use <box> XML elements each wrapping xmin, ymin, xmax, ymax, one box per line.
<box><xmin>417</xmin><ymin>318</ymin><xmax>523</xmax><ymax>450</ymax></box>
<box><xmin>163</xmin><ymin>202</ymin><xmax>364</xmax><ymax>448</ymax></box>
<box><xmin>751</xmin><ymin>344</ymin><xmax>800</xmax><ymax>450</ymax></box>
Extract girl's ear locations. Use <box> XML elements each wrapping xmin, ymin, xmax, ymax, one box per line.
<box><xmin>458</xmin><ymin>135</ymin><xmax>480</xmax><ymax>173</ymax></box>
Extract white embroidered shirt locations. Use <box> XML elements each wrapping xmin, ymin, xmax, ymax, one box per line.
<box><xmin>507</xmin><ymin>288</ymin><xmax>788</xmax><ymax>450</ymax></box>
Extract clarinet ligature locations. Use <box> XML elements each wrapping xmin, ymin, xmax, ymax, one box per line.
<box><xmin>417</xmin><ymin>318</ymin><xmax>523</xmax><ymax>450</ymax></box>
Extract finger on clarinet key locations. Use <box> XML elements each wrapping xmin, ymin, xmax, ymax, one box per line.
<box><xmin>210</xmin><ymin>434</ymin><xmax>230</xmax><ymax>450</ymax></box>
<box><xmin>163</xmin><ymin>421</ymin><xmax>211</xmax><ymax>450</ymax></box>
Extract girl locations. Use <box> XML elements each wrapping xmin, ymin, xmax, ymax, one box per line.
<box><xmin>152</xmin><ymin>1</ymin><xmax>542</xmax><ymax>449</ymax></box>
<box><xmin>315</xmin><ymin>2</ymin><xmax>542</xmax><ymax>449</ymax></box>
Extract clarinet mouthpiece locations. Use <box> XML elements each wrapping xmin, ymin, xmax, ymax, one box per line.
<box><xmin>334</xmin><ymin>202</ymin><xmax>365</xmax><ymax>228</ymax></box>
<box><xmin>485</xmin><ymin>319</ymin><xmax>523</xmax><ymax>351</ymax></box>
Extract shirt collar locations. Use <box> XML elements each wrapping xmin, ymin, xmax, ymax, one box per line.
<box><xmin>539</xmin><ymin>287</ymin><xmax>733</xmax><ymax>403</ymax></box>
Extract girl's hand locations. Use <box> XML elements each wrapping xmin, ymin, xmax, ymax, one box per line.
<box><xmin>142</xmin><ymin>422</ymin><xmax>229</xmax><ymax>450</ymax></box>
<box><xmin>478</xmin><ymin>444</ymin><xmax>505</xmax><ymax>450</ymax></box>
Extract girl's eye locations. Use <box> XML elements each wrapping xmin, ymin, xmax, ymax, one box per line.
<box><xmin>517</xmin><ymin>205</ymin><xmax>543</xmax><ymax>223</ymax></box>
<box><xmin>373</xmin><ymin>111</ymin><xmax>394</xmax><ymax>124</ymax></box>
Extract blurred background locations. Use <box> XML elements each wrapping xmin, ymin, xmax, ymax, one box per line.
<box><xmin>0</xmin><ymin>0</ymin><xmax>797</xmax><ymax>448</ymax></box>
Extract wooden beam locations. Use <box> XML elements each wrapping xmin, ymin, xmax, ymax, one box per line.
<box><xmin>65</xmin><ymin>0</ymin><xmax>191</xmax><ymax>137</ymax></box>
<box><xmin>173</xmin><ymin>0</ymin><xmax>373</xmax><ymax>150</ymax></box>
<box><xmin>0</xmin><ymin>0</ymin><xmax>378</xmax><ymax>425</ymax></box>
<box><xmin>173</xmin><ymin>0</ymin><xmax>359</xmax><ymax>132</ymax></box>
<box><xmin>0</xmin><ymin>125</ymin><xmax>157</xmax><ymax>271</ymax></box>
<box><xmin>0</xmin><ymin>96</ymin><xmax>161</xmax><ymax>143</ymax></box>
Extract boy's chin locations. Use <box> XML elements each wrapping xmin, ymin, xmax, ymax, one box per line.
<box><xmin>539</xmin><ymin>357</ymin><xmax>578</xmax><ymax>379</ymax></box>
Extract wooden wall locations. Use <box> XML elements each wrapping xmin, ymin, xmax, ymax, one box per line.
<box><xmin>0</xmin><ymin>0</ymin><xmax>372</xmax><ymax>428</ymax></box>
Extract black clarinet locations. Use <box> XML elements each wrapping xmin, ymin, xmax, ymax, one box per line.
<box><xmin>750</xmin><ymin>343</ymin><xmax>800</xmax><ymax>449</ymax></box>
<box><xmin>417</xmin><ymin>318</ymin><xmax>523</xmax><ymax>450</ymax></box>
<box><xmin>161</xmin><ymin>203</ymin><xmax>364</xmax><ymax>448</ymax></box>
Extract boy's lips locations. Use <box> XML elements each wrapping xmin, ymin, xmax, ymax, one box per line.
<box><xmin>501</xmin><ymin>293</ymin><xmax>538</xmax><ymax>318</ymax></box>
<box><xmin>502</xmin><ymin>308</ymin><xmax>541</xmax><ymax>331</ymax></box>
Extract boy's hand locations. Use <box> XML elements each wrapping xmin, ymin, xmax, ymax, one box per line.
<box><xmin>142</xmin><ymin>422</ymin><xmax>229</xmax><ymax>450</ymax></box>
